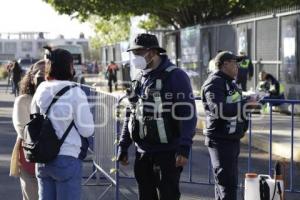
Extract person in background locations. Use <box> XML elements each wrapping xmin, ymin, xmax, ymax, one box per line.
<box><xmin>236</xmin><ymin>51</ymin><xmax>253</xmax><ymax>91</ymax></box>
<box><xmin>31</xmin><ymin>48</ymin><xmax>94</xmax><ymax>200</ymax></box>
<box><xmin>93</xmin><ymin>60</ymin><xmax>99</xmax><ymax>74</ymax></box>
<box><xmin>11</xmin><ymin>60</ymin><xmax>45</xmax><ymax>200</ymax></box>
<box><xmin>11</xmin><ymin>60</ymin><xmax>23</xmax><ymax>96</ymax></box>
<box><xmin>201</xmin><ymin>51</ymin><xmax>257</xmax><ymax>200</ymax></box>
<box><xmin>106</xmin><ymin>61</ymin><xmax>118</xmax><ymax>92</ymax></box>
<box><xmin>258</xmin><ymin>70</ymin><xmax>284</xmax><ymax>105</ymax></box>
<box><xmin>117</xmin><ymin>33</ymin><xmax>197</xmax><ymax>200</ymax></box>
<box><xmin>6</xmin><ymin>61</ymin><xmax>14</xmax><ymax>93</ymax></box>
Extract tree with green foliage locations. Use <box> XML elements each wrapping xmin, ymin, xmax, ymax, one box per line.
<box><xmin>88</xmin><ymin>15</ymin><xmax>130</xmax><ymax>48</ymax></box>
<box><xmin>44</xmin><ymin>0</ymin><xmax>299</xmax><ymax>47</ymax></box>
<box><xmin>45</xmin><ymin>0</ymin><xmax>299</xmax><ymax>29</ymax></box>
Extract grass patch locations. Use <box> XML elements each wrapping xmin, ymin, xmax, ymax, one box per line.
<box><xmin>0</xmin><ymin>66</ymin><xmax>8</xmax><ymax>79</ymax></box>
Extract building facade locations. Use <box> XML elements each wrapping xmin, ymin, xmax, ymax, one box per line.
<box><xmin>0</xmin><ymin>32</ymin><xmax>90</xmax><ymax>61</ymax></box>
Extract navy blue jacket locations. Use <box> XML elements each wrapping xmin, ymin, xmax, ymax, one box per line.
<box><xmin>119</xmin><ymin>55</ymin><xmax>197</xmax><ymax>158</ymax></box>
<box><xmin>201</xmin><ymin>71</ymin><xmax>248</xmax><ymax>142</ymax></box>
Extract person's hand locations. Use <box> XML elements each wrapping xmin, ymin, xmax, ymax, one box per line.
<box><xmin>175</xmin><ymin>155</ymin><xmax>188</xmax><ymax>167</ymax></box>
<box><xmin>117</xmin><ymin>151</ymin><xmax>129</xmax><ymax>166</ymax></box>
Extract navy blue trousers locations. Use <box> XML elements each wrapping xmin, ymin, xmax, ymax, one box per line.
<box><xmin>207</xmin><ymin>139</ymin><xmax>240</xmax><ymax>200</ymax></box>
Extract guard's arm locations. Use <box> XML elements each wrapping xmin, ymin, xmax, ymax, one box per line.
<box><xmin>171</xmin><ymin>70</ymin><xmax>197</xmax><ymax>159</ymax></box>
<box><xmin>117</xmin><ymin>106</ymin><xmax>133</xmax><ymax>164</ymax></box>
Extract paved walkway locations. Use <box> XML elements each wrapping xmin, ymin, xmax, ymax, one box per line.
<box><xmin>1</xmin><ymin>78</ymin><xmax>299</xmax><ymax>199</ymax></box>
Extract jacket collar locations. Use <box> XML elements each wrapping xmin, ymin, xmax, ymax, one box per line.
<box><xmin>143</xmin><ymin>55</ymin><xmax>172</xmax><ymax>78</ymax></box>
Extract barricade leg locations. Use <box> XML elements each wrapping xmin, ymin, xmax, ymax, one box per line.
<box><xmin>290</xmin><ymin>104</ymin><xmax>294</xmax><ymax>192</ymax></box>
<box><xmin>269</xmin><ymin>104</ymin><xmax>273</xmax><ymax>176</ymax></box>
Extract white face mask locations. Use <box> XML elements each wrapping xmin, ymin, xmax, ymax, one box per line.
<box><xmin>130</xmin><ymin>54</ymin><xmax>147</xmax><ymax>70</ymax></box>
<box><xmin>131</xmin><ymin>51</ymin><xmax>154</xmax><ymax>70</ymax></box>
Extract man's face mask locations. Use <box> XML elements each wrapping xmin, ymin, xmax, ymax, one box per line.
<box><xmin>130</xmin><ymin>51</ymin><xmax>153</xmax><ymax>70</ymax></box>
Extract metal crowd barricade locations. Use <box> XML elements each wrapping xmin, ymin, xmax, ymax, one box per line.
<box><xmin>248</xmin><ymin>99</ymin><xmax>300</xmax><ymax>193</ymax></box>
<box><xmin>79</xmin><ymin>84</ymin><xmax>97</xmax><ymax>181</ymax></box>
<box><xmin>188</xmin><ymin>98</ymin><xmax>300</xmax><ymax>194</ymax></box>
<box><xmin>82</xmin><ymin>87</ymin><xmax>122</xmax><ymax>199</ymax></box>
<box><xmin>87</xmin><ymin>91</ymin><xmax>300</xmax><ymax>199</ymax></box>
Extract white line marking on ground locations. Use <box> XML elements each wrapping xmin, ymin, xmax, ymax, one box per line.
<box><xmin>0</xmin><ymin>121</ymin><xmax>12</xmax><ymax>124</ymax></box>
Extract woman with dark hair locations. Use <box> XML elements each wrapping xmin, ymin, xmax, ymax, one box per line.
<box><xmin>31</xmin><ymin>48</ymin><xmax>94</xmax><ymax>200</ymax></box>
<box><xmin>10</xmin><ymin>60</ymin><xmax>45</xmax><ymax>200</ymax></box>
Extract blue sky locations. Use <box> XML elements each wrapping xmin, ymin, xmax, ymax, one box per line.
<box><xmin>0</xmin><ymin>0</ymin><xmax>94</xmax><ymax>39</ymax></box>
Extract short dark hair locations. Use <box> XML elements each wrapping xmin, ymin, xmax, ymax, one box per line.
<box><xmin>216</xmin><ymin>61</ymin><xmax>223</xmax><ymax>69</ymax></box>
<box><xmin>45</xmin><ymin>48</ymin><xmax>73</xmax><ymax>80</ymax></box>
<box><xmin>215</xmin><ymin>51</ymin><xmax>243</xmax><ymax>69</ymax></box>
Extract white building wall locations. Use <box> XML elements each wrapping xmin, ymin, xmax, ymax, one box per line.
<box><xmin>0</xmin><ymin>32</ymin><xmax>89</xmax><ymax>60</ymax></box>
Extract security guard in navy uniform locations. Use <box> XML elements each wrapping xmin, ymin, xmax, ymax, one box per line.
<box><xmin>236</xmin><ymin>51</ymin><xmax>253</xmax><ymax>91</ymax></box>
<box><xmin>117</xmin><ymin>33</ymin><xmax>197</xmax><ymax>200</ymax></box>
<box><xmin>201</xmin><ymin>51</ymin><xmax>257</xmax><ymax>200</ymax></box>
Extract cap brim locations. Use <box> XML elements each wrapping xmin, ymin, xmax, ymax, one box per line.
<box><xmin>127</xmin><ymin>45</ymin><xmax>146</xmax><ymax>52</ymax></box>
<box><xmin>156</xmin><ymin>47</ymin><xmax>166</xmax><ymax>53</ymax></box>
<box><xmin>235</xmin><ymin>55</ymin><xmax>246</xmax><ymax>62</ymax></box>
<box><xmin>127</xmin><ymin>45</ymin><xmax>166</xmax><ymax>53</ymax></box>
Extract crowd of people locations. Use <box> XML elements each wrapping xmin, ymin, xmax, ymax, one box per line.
<box><xmin>7</xmin><ymin>33</ymin><xmax>286</xmax><ymax>200</ymax></box>
<box><xmin>4</xmin><ymin>58</ymin><xmax>121</xmax><ymax>95</ymax></box>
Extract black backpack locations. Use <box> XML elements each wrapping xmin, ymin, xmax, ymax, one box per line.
<box><xmin>22</xmin><ymin>85</ymin><xmax>77</xmax><ymax>163</ymax></box>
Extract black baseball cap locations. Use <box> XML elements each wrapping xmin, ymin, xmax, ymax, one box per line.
<box><xmin>214</xmin><ymin>51</ymin><xmax>244</xmax><ymax>66</ymax></box>
<box><xmin>127</xmin><ymin>33</ymin><xmax>166</xmax><ymax>53</ymax></box>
